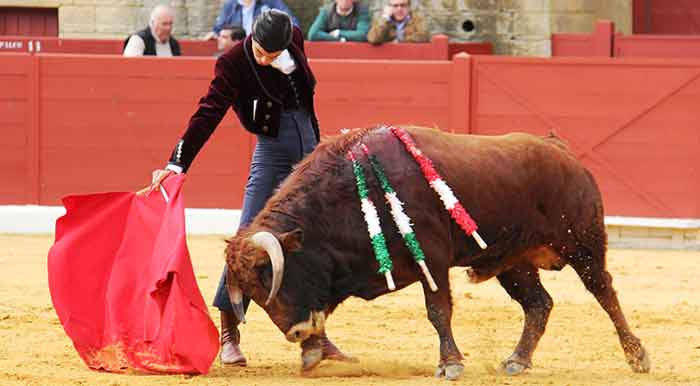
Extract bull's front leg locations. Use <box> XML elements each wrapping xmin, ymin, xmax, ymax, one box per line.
<box><xmin>422</xmin><ymin>269</ymin><xmax>464</xmax><ymax>381</ymax></box>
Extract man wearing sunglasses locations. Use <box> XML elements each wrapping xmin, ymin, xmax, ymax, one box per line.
<box><xmin>367</xmin><ymin>0</ymin><xmax>429</xmax><ymax>44</ymax></box>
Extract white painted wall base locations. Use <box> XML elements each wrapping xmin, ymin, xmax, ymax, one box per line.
<box><xmin>1</xmin><ymin>206</ymin><xmax>698</xmax><ymax>250</ymax></box>
<box><xmin>0</xmin><ymin>205</ymin><xmax>241</xmax><ymax>235</ymax></box>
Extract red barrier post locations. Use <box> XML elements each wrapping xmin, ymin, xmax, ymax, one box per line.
<box><xmin>592</xmin><ymin>20</ymin><xmax>614</xmax><ymax>57</ymax></box>
<box><xmin>449</xmin><ymin>53</ymin><xmax>471</xmax><ymax>134</ymax></box>
<box><xmin>28</xmin><ymin>55</ymin><xmax>41</xmax><ymax>204</ymax></box>
<box><xmin>430</xmin><ymin>34</ymin><xmax>449</xmax><ymax>60</ymax></box>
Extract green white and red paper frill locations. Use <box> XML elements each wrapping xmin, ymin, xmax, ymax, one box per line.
<box><xmin>347</xmin><ymin>150</ymin><xmax>395</xmax><ymax>290</ymax></box>
<box><xmin>362</xmin><ymin>144</ymin><xmax>438</xmax><ymax>292</ymax></box>
<box><xmin>389</xmin><ymin>126</ymin><xmax>487</xmax><ymax>250</ymax></box>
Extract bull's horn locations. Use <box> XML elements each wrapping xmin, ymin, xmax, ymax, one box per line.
<box><xmin>250</xmin><ymin>231</ymin><xmax>285</xmax><ymax>306</ymax></box>
<box><xmin>225</xmin><ymin>268</ymin><xmax>246</xmax><ymax>323</ymax></box>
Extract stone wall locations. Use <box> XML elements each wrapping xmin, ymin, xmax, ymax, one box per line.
<box><xmin>0</xmin><ymin>0</ymin><xmax>632</xmax><ymax>55</ymax></box>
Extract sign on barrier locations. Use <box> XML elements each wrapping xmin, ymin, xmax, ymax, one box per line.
<box><xmin>0</xmin><ymin>40</ymin><xmax>25</xmax><ymax>51</ymax></box>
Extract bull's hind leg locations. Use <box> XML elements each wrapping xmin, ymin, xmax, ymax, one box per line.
<box><xmin>422</xmin><ymin>269</ymin><xmax>465</xmax><ymax>381</ymax></box>
<box><xmin>570</xmin><ymin>249</ymin><xmax>650</xmax><ymax>373</ymax></box>
<box><xmin>497</xmin><ymin>264</ymin><xmax>553</xmax><ymax>375</ymax></box>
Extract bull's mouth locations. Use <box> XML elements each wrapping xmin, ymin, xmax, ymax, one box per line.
<box><xmin>285</xmin><ymin>311</ymin><xmax>326</xmax><ymax>342</ymax></box>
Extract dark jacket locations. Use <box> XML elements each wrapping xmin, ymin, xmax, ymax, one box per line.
<box><xmin>124</xmin><ymin>27</ymin><xmax>181</xmax><ymax>56</ymax></box>
<box><xmin>168</xmin><ymin>26</ymin><xmax>318</xmax><ymax>172</ymax></box>
<box><xmin>307</xmin><ymin>2</ymin><xmax>370</xmax><ymax>42</ymax></box>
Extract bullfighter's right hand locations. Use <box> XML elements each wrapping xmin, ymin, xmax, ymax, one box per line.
<box><xmin>136</xmin><ymin>169</ymin><xmax>175</xmax><ymax>196</ymax></box>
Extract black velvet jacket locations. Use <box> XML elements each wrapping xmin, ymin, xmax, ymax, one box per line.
<box><xmin>168</xmin><ymin>26</ymin><xmax>319</xmax><ymax>172</ymax></box>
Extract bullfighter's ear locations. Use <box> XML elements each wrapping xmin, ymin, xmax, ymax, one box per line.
<box><xmin>280</xmin><ymin>228</ymin><xmax>303</xmax><ymax>252</ymax></box>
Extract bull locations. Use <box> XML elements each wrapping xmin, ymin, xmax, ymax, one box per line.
<box><xmin>223</xmin><ymin>126</ymin><xmax>650</xmax><ymax>380</ymax></box>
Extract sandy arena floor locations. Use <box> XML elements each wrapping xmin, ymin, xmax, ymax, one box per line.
<box><xmin>1</xmin><ymin>234</ymin><xmax>699</xmax><ymax>386</ymax></box>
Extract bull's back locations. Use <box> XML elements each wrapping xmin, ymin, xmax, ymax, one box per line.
<box><xmin>399</xmin><ymin>127</ymin><xmax>603</xmax><ymax>255</ymax></box>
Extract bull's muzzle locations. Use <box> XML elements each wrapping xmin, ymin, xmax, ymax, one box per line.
<box><xmin>285</xmin><ymin>311</ymin><xmax>326</xmax><ymax>343</ymax></box>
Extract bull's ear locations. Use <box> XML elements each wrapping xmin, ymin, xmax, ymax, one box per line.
<box><xmin>280</xmin><ymin>228</ymin><xmax>303</xmax><ymax>252</ymax></box>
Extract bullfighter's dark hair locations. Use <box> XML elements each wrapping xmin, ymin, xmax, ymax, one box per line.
<box><xmin>253</xmin><ymin>9</ymin><xmax>293</xmax><ymax>52</ymax></box>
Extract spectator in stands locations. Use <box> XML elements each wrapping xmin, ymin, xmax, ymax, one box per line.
<box><xmin>142</xmin><ymin>10</ymin><xmax>351</xmax><ymax>368</ymax></box>
<box><xmin>367</xmin><ymin>0</ymin><xmax>429</xmax><ymax>45</ymax></box>
<box><xmin>202</xmin><ymin>0</ymin><xmax>299</xmax><ymax>41</ymax></box>
<box><xmin>308</xmin><ymin>0</ymin><xmax>370</xmax><ymax>42</ymax></box>
<box><xmin>123</xmin><ymin>5</ymin><xmax>181</xmax><ymax>57</ymax></box>
<box><xmin>215</xmin><ymin>24</ymin><xmax>247</xmax><ymax>56</ymax></box>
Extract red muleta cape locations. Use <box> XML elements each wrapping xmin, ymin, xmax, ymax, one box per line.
<box><xmin>48</xmin><ymin>175</ymin><xmax>219</xmax><ymax>374</ymax></box>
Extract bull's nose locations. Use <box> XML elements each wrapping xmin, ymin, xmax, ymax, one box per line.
<box><xmin>285</xmin><ymin>326</ymin><xmax>311</xmax><ymax>343</ymax></box>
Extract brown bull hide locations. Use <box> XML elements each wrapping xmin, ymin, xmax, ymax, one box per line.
<box><xmin>224</xmin><ymin>126</ymin><xmax>650</xmax><ymax>379</ymax></box>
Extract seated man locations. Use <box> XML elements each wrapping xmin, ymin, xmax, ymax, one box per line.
<box><xmin>308</xmin><ymin>0</ymin><xmax>370</xmax><ymax>42</ymax></box>
<box><xmin>123</xmin><ymin>5</ymin><xmax>181</xmax><ymax>57</ymax></box>
<box><xmin>367</xmin><ymin>0</ymin><xmax>429</xmax><ymax>45</ymax></box>
<box><xmin>202</xmin><ymin>0</ymin><xmax>299</xmax><ymax>40</ymax></box>
<box><xmin>215</xmin><ymin>25</ymin><xmax>246</xmax><ymax>56</ymax></box>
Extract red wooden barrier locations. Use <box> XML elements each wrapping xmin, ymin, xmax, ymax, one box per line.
<box><xmin>470</xmin><ymin>55</ymin><xmax>700</xmax><ymax>217</ymax></box>
<box><xmin>553</xmin><ymin>19</ymin><xmax>700</xmax><ymax>59</ymax></box>
<box><xmin>615</xmin><ymin>35</ymin><xmax>700</xmax><ymax>58</ymax></box>
<box><xmin>0</xmin><ymin>34</ymin><xmax>492</xmax><ymax>59</ymax></box>
<box><xmin>312</xmin><ymin>58</ymin><xmax>453</xmax><ymax>132</ymax></box>
<box><xmin>551</xmin><ymin>20</ymin><xmax>614</xmax><ymax>57</ymax></box>
<box><xmin>0</xmin><ymin>53</ymin><xmax>462</xmax><ymax>209</ymax></box>
<box><xmin>37</xmin><ymin>54</ymin><xmax>251</xmax><ymax>208</ymax></box>
<box><xmin>1</xmin><ymin>53</ymin><xmax>698</xmax><ymax>218</ymax></box>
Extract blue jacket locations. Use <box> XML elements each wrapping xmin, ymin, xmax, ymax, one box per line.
<box><xmin>212</xmin><ymin>0</ymin><xmax>299</xmax><ymax>34</ymax></box>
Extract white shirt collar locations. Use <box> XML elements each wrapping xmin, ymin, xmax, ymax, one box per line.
<box><xmin>270</xmin><ymin>49</ymin><xmax>297</xmax><ymax>75</ymax></box>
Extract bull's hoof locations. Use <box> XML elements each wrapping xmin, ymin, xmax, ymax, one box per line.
<box><xmin>434</xmin><ymin>363</ymin><xmax>464</xmax><ymax>381</ymax></box>
<box><xmin>500</xmin><ymin>354</ymin><xmax>531</xmax><ymax>376</ymax></box>
<box><xmin>626</xmin><ymin>346</ymin><xmax>651</xmax><ymax>373</ymax></box>
<box><xmin>301</xmin><ymin>348</ymin><xmax>323</xmax><ymax>372</ymax></box>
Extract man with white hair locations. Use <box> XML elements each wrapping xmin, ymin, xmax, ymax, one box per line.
<box><xmin>124</xmin><ymin>4</ymin><xmax>181</xmax><ymax>57</ymax></box>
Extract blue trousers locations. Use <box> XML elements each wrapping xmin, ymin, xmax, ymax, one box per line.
<box><xmin>213</xmin><ymin>110</ymin><xmax>318</xmax><ymax>312</ymax></box>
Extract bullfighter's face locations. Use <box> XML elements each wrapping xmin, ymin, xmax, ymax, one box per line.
<box><xmin>225</xmin><ymin>230</ymin><xmax>327</xmax><ymax>343</ymax></box>
<box><xmin>251</xmin><ymin>40</ymin><xmax>283</xmax><ymax>66</ymax></box>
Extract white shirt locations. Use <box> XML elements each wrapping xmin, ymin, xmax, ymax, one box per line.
<box><xmin>123</xmin><ymin>27</ymin><xmax>174</xmax><ymax>57</ymax></box>
<box><xmin>270</xmin><ymin>49</ymin><xmax>296</xmax><ymax>74</ymax></box>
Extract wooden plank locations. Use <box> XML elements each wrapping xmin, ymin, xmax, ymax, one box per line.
<box><xmin>0</xmin><ymin>147</ymin><xmax>28</xmax><ymax>203</ymax></box>
<box><xmin>0</xmin><ymin>54</ymin><xmax>32</xmax><ymax>74</ymax></box>
<box><xmin>40</xmin><ymin>55</ymin><xmax>215</xmax><ymax>77</ymax></box>
<box><xmin>40</xmin><ymin>76</ymin><xmax>213</xmax><ymax>102</ymax></box>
